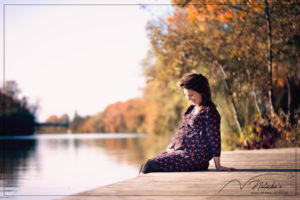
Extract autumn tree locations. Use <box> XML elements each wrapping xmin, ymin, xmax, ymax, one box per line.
<box><xmin>79</xmin><ymin>98</ymin><xmax>147</xmax><ymax>134</ymax></box>
<box><xmin>0</xmin><ymin>81</ymin><xmax>37</xmax><ymax>135</ymax></box>
<box><xmin>141</xmin><ymin>0</ymin><xmax>299</xmax><ymax>149</ymax></box>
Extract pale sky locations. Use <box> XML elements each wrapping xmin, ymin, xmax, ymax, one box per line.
<box><xmin>1</xmin><ymin>0</ymin><xmax>174</xmax><ymax>122</ymax></box>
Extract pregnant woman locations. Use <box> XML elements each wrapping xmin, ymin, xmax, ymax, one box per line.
<box><xmin>139</xmin><ymin>73</ymin><xmax>235</xmax><ymax>174</ymax></box>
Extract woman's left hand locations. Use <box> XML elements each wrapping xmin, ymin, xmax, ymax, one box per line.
<box><xmin>217</xmin><ymin>166</ymin><xmax>236</xmax><ymax>171</ymax></box>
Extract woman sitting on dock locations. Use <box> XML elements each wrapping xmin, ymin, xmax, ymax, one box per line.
<box><xmin>139</xmin><ymin>73</ymin><xmax>235</xmax><ymax>174</ymax></box>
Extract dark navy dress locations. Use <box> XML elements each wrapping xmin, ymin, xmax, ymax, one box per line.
<box><xmin>148</xmin><ymin>104</ymin><xmax>221</xmax><ymax>172</ymax></box>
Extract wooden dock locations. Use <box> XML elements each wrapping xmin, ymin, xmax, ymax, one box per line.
<box><xmin>59</xmin><ymin>147</ymin><xmax>300</xmax><ymax>199</ymax></box>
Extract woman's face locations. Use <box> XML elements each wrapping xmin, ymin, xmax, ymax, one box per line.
<box><xmin>183</xmin><ymin>88</ymin><xmax>202</xmax><ymax>106</ymax></box>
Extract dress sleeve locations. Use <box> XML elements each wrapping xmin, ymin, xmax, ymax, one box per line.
<box><xmin>169</xmin><ymin>106</ymin><xmax>192</xmax><ymax>149</ymax></box>
<box><xmin>169</xmin><ymin>116</ymin><xmax>187</xmax><ymax>149</ymax></box>
<box><xmin>206</xmin><ymin>108</ymin><xmax>221</xmax><ymax>157</ymax></box>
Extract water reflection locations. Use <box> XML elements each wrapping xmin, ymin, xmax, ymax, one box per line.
<box><xmin>0</xmin><ymin>134</ymin><xmax>151</xmax><ymax>199</ymax></box>
<box><xmin>1</xmin><ymin>139</ymin><xmax>37</xmax><ymax>194</ymax></box>
<box><xmin>36</xmin><ymin>134</ymin><xmax>148</xmax><ymax>165</ymax></box>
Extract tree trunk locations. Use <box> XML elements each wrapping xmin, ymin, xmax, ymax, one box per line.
<box><xmin>246</xmin><ymin>68</ymin><xmax>262</xmax><ymax>119</ymax></box>
<box><xmin>286</xmin><ymin>77</ymin><xmax>295</xmax><ymax>125</ymax></box>
<box><xmin>264</xmin><ymin>0</ymin><xmax>275</xmax><ymax>116</ymax></box>
<box><xmin>217</xmin><ymin>63</ymin><xmax>243</xmax><ymax>138</ymax></box>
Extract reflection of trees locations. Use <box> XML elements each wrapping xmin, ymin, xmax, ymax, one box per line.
<box><xmin>0</xmin><ymin>139</ymin><xmax>37</xmax><ymax>189</ymax></box>
<box><xmin>86</xmin><ymin>135</ymin><xmax>174</xmax><ymax>166</ymax></box>
<box><xmin>39</xmin><ymin>135</ymin><xmax>172</xmax><ymax>167</ymax></box>
<box><xmin>90</xmin><ymin>135</ymin><xmax>175</xmax><ymax>166</ymax></box>
<box><xmin>0</xmin><ymin>135</ymin><xmax>174</xmax><ymax>193</ymax></box>
<box><xmin>81</xmin><ymin>138</ymin><xmax>148</xmax><ymax>166</ymax></box>
<box><xmin>95</xmin><ymin>136</ymin><xmax>174</xmax><ymax>166</ymax></box>
<box><xmin>37</xmin><ymin>137</ymin><xmax>147</xmax><ymax>166</ymax></box>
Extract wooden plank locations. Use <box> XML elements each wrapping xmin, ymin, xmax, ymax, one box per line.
<box><xmin>58</xmin><ymin>148</ymin><xmax>300</xmax><ymax>200</ymax></box>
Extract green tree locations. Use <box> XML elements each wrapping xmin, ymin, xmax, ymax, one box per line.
<box><xmin>0</xmin><ymin>81</ymin><xmax>37</xmax><ymax>135</ymax></box>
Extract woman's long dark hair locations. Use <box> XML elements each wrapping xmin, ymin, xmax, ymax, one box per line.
<box><xmin>178</xmin><ymin>73</ymin><xmax>216</xmax><ymax>107</ymax></box>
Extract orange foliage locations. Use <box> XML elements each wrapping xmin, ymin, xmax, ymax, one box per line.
<box><xmin>170</xmin><ymin>0</ymin><xmax>237</xmax><ymax>24</ymax></box>
<box><xmin>215</xmin><ymin>8</ymin><xmax>234</xmax><ymax>23</ymax></box>
<box><xmin>166</xmin><ymin>16</ymin><xmax>176</xmax><ymax>23</ymax></box>
<box><xmin>247</xmin><ymin>0</ymin><xmax>263</xmax><ymax>12</ymax></box>
<box><xmin>46</xmin><ymin>115</ymin><xmax>59</xmax><ymax>123</ymax></box>
<box><xmin>100</xmin><ymin>98</ymin><xmax>146</xmax><ymax>133</ymax></box>
<box><xmin>186</xmin><ymin>4</ymin><xmax>204</xmax><ymax>22</ymax></box>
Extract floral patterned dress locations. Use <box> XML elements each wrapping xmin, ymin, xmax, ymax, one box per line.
<box><xmin>150</xmin><ymin>104</ymin><xmax>221</xmax><ymax>172</ymax></box>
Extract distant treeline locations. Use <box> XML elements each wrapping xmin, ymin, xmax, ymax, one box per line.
<box><xmin>0</xmin><ymin>80</ymin><xmax>148</xmax><ymax>135</ymax></box>
<box><xmin>36</xmin><ymin>98</ymin><xmax>147</xmax><ymax>134</ymax></box>
<box><xmin>0</xmin><ymin>81</ymin><xmax>37</xmax><ymax>136</ymax></box>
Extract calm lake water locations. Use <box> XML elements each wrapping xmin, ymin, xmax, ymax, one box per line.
<box><xmin>0</xmin><ymin>133</ymin><xmax>147</xmax><ymax>200</ymax></box>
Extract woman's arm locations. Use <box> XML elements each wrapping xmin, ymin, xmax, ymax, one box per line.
<box><xmin>213</xmin><ymin>156</ymin><xmax>236</xmax><ymax>171</ymax></box>
<box><xmin>213</xmin><ymin>156</ymin><xmax>221</xmax><ymax>169</ymax></box>
<box><xmin>206</xmin><ymin>108</ymin><xmax>236</xmax><ymax>171</ymax></box>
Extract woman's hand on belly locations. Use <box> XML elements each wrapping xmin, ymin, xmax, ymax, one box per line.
<box><xmin>166</xmin><ymin>144</ymin><xmax>175</xmax><ymax>153</ymax></box>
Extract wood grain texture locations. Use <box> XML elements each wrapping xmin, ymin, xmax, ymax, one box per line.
<box><xmin>58</xmin><ymin>147</ymin><xmax>300</xmax><ymax>200</ymax></box>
